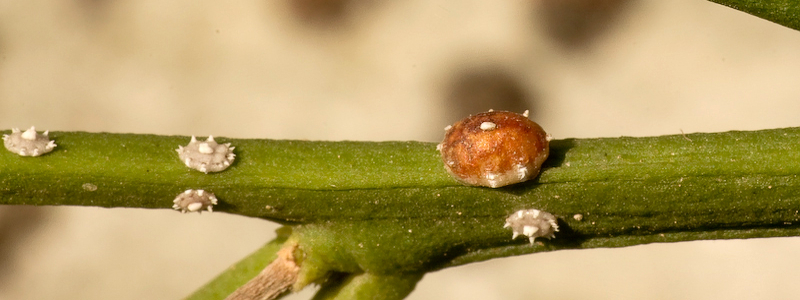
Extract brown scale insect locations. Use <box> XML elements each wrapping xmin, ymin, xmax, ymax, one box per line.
<box><xmin>438</xmin><ymin>110</ymin><xmax>550</xmax><ymax>188</ymax></box>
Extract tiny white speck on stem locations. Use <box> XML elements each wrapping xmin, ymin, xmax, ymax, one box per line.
<box><xmin>82</xmin><ymin>183</ymin><xmax>98</xmax><ymax>192</ymax></box>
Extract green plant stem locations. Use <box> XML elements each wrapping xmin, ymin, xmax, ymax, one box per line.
<box><xmin>4</xmin><ymin>128</ymin><xmax>800</xmax><ymax>299</ymax></box>
<box><xmin>707</xmin><ymin>0</ymin><xmax>800</xmax><ymax>30</ymax></box>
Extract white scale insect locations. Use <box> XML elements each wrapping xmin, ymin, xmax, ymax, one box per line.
<box><xmin>504</xmin><ymin>209</ymin><xmax>559</xmax><ymax>245</ymax></box>
<box><xmin>2</xmin><ymin>126</ymin><xmax>57</xmax><ymax>157</ymax></box>
<box><xmin>176</xmin><ymin>135</ymin><xmax>235</xmax><ymax>173</ymax></box>
<box><xmin>172</xmin><ymin>189</ymin><xmax>218</xmax><ymax>213</ymax></box>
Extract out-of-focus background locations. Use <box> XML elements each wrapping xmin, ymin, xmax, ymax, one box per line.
<box><xmin>1</xmin><ymin>1</ymin><xmax>800</xmax><ymax>299</ymax></box>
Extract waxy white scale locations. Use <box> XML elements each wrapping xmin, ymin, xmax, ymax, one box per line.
<box><xmin>176</xmin><ymin>135</ymin><xmax>235</xmax><ymax>173</ymax></box>
<box><xmin>172</xmin><ymin>189</ymin><xmax>218</xmax><ymax>213</ymax></box>
<box><xmin>504</xmin><ymin>209</ymin><xmax>559</xmax><ymax>244</ymax></box>
<box><xmin>2</xmin><ymin>126</ymin><xmax>57</xmax><ymax>157</ymax></box>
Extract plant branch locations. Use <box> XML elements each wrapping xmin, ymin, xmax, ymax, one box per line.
<box><xmin>4</xmin><ymin>128</ymin><xmax>800</xmax><ymax>299</ymax></box>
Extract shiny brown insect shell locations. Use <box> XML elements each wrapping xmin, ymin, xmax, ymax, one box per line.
<box><xmin>439</xmin><ymin>111</ymin><xmax>549</xmax><ymax>188</ymax></box>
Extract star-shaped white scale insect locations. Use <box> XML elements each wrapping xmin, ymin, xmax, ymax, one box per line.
<box><xmin>2</xmin><ymin>126</ymin><xmax>57</xmax><ymax>157</ymax></box>
<box><xmin>504</xmin><ymin>209</ymin><xmax>559</xmax><ymax>245</ymax></box>
<box><xmin>172</xmin><ymin>189</ymin><xmax>218</xmax><ymax>213</ymax></box>
<box><xmin>176</xmin><ymin>135</ymin><xmax>235</xmax><ymax>173</ymax></box>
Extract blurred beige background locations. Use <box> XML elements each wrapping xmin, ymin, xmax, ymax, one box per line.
<box><xmin>1</xmin><ymin>0</ymin><xmax>800</xmax><ymax>299</ymax></box>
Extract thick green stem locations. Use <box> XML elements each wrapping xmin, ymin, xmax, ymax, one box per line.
<box><xmin>4</xmin><ymin>128</ymin><xmax>800</xmax><ymax>299</ymax></box>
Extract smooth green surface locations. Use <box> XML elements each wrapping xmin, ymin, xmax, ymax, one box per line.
<box><xmin>4</xmin><ymin>128</ymin><xmax>800</xmax><ymax>299</ymax></box>
<box><xmin>0</xmin><ymin>132</ymin><xmax>453</xmax><ymax>221</ymax></box>
<box><xmin>708</xmin><ymin>0</ymin><xmax>800</xmax><ymax>30</ymax></box>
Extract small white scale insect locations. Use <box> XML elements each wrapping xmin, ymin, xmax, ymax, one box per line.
<box><xmin>2</xmin><ymin>126</ymin><xmax>57</xmax><ymax>157</ymax></box>
<box><xmin>504</xmin><ymin>209</ymin><xmax>559</xmax><ymax>244</ymax></box>
<box><xmin>172</xmin><ymin>189</ymin><xmax>218</xmax><ymax>213</ymax></box>
<box><xmin>176</xmin><ymin>136</ymin><xmax>235</xmax><ymax>173</ymax></box>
